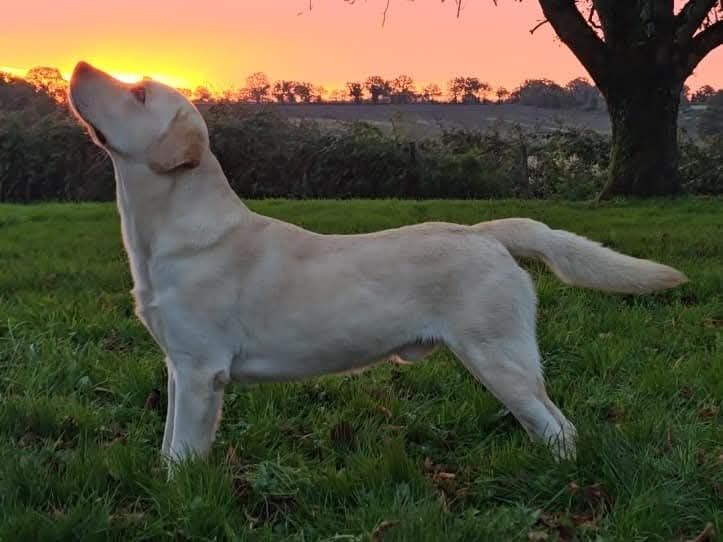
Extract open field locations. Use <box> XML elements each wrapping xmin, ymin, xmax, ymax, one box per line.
<box><xmin>0</xmin><ymin>199</ymin><xmax>721</xmax><ymax>541</ymax></box>
<box><xmin>198</xmin><ymin>103</ymin><xmax>707</xmax><ymax>138</ymax></box>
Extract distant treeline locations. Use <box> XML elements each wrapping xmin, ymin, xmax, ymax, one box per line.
<box><xmin>1</xmin><ymin>73</ymin><xmax>721</xmax><ymax>202</ymax></box>
<box><xmin>3</xmin><ymin>66</ymin><xmax>721</xmax><ymax>109</ymax></box>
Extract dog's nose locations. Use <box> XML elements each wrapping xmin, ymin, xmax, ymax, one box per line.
<box><xmin>71</xmin><ymin>61</ymin><xmax>101</xmax><ymax>84</ymax></box>
<box><xmin>73</xmin><ymin>61</ymin><xmax>93</xmax><ymax>76</ymax></box>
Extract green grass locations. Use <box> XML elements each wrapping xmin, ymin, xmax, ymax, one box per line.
<box><xmin>0</xmin><ymin>199</ymin><xmax>721</xmax><ymax>541</ymax></box>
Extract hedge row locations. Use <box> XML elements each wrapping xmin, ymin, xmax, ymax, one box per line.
<box><xmin>1</xmin><ymin>105</ymin><xmax>720</xmax><ymax>202</ymax></box>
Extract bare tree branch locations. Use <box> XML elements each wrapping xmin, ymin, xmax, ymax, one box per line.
<box><xmin>686</xmin><ymin>19</ymin><xmax>723</xmax><ymax>73</ymax></box>
<box><xmin>538</xmin><ymin>0</ymin><xmax>609</xmax><ymax>87</ymax></box>
<box><xmin>676</xmin><ymin>0</ymin><xmax>717</xmax><ymax>44</ymax></box>
<box><xmin>529</xmin><ymin>19</ymin><xmax>550</xmax><ymax>34</ymax></box>
<box><xmin>586</xmin><ymin>3</ymin><xmax>601</xmax><ymax>30</ymax></box>
<box><xmin>440</xmin><ymin>0</ymin><xmax>464</xmax><ymax>18</ymax></box>
<box><xmin>382</xmin><ymin>0</ymin><xmax>391</xmax><ymax>26</ymax></box>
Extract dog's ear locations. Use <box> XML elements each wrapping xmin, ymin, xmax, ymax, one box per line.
<box><xmin>147</xmin><ymin>110</ymin><xmax>204</xmax><ymax>173</ymax></box>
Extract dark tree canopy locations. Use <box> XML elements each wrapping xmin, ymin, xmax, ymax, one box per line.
<box><xmin>24</xmin><ymin>66</ymin><xmax>68</xmax><ymax>103</ymax></box>
<box><xmin>365</xmin><ymin>76</ymin><xmax>392</xmax><ymax>103</ymax></box>
<box><xmin>245</xmin><ymin>72</ymin><xmax>271</xmax><ymax>104</ymax></box>
<box><xmin>347</xmin><ymin>81</ymin><xmax>365</xmax><ymax>103</ymax></box>
<box><xmin>0</xmin><ymin>72</ymin><xmax>58</xmax><ymax>114</ymax></box>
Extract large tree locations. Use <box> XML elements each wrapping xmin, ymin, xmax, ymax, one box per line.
<box><xmin>245</xmin><ymin>72</ymin><xmax>271</xmax><ymax>104</ymax></box>
<box><xmin>25</xmin><ymin>66</ymin><xmax>68</xmax><ymax>103</ymax></box>
<box><xmin>347</xmin><ymin>81</ymin><xmax>365</xmax><ymax>103</ymax></box>
<box><xmin>390</xmin><ymin>74</ymin><xmax>417</xmax><ymax>103</ymax></box>
<box><xmin>365</xmin><ymin>76</ymin><xmax>392</xmax><ymax>103</ymax></box>
<box><xmin>343</xmin><ymin>1</ymin><xmax>723</xmax><ymax>197</ymax></box>
<box><xmin>449</xmin><ymin>76</ymin><xmax>491</xmax><ymax>103</ymax></box>
<box><xmin>293</xmin><ymin>82</ymin><xmax>315</xmax><ymax>103</ymax></box>
<box><xmin>272</xmin><ymin>80</ymin><xmax>297</xmax><ymax>103</ymax></box>
<box><xmin>528</xmin><ymin>0</ymin><xmax>723</xmax><ymax>197</ymax></box>
<box><xmin>0</xmin><ymin>72</ymin><xmax>58</xmax><ymax>114</ymax></box>
<box><xmin>502</xmin><ymin>0</ymin><xmax>723</xmax><ymax>197</ymax></box>
<box><xmin>422</xmin><ymin>83</ymin><xmax>444</xmax><ymax>102</ymax></box>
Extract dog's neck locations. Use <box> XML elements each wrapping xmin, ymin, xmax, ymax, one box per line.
<box><xmin>112</xmin><ymin>150</ymin><xmax>248</xmax><ymax>290</ymax></box>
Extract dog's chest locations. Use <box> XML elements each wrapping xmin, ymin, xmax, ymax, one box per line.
<box><xmin>126</xmin><ymin>247</ymin><xmax>174</xmax><ymax>347</ymax></box>
<box><xmin>120</xmin><ymin>219</ymin><xmax>172</xmax><ymax>340</ymax></box>
<box><xmin>131</xmin><ymin>281</ymin><xmax>162</xmax><ymax>336</ymax></box>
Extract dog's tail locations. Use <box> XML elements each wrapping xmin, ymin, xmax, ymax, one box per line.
<box><xmin>476</xmin><ymin>218</ymin><xmax>687</xmax><ymax>294</ymax></box>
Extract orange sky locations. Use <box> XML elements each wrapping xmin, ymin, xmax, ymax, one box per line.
<box><xmin>2</xmin><ymin>0</ymin><xmax>721</xmax><ymax>92</ymax></box>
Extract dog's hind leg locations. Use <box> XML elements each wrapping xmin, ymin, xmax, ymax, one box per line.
<box><xmin>168</xmin><ymin>361</ymin><xmax>229</xmax><ymax>463</ymax></box>
<box><xmin>448</xmin><ymin>268</ymin><xmax>576</xmax><ymax>459</ymax></box>
<box><xmin>451</xmin><ymin>337</ymin><xmax>577</xmax><ymax>459</ymax></box>
<box><xmin>161</xmin><ymin>358</ymin><xmax>176</xmax><ymax>459</ymax></box>
<box><xmin>451</xmin><ymin>339</ymin><xmax>576</xmax><ymax>459</ymax></box>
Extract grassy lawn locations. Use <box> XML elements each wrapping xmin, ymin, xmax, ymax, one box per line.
<box><xmin>0</xmin><ymin>199</ymin><xmax>721</xmax><ymax>541</ymax></box>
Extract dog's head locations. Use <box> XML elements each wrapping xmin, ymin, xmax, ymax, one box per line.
<box><xmin>68</xmin><ymin>61</ymin><xmax>208</xmax><ymax>174</ymax></box>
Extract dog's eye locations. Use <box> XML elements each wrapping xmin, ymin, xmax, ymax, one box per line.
<box><xmin>130</xmin><ymin>85</ymin><xmax>146</xmax><ymax>104</ymax></box>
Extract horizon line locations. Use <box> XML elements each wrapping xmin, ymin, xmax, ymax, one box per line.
<box><xmin>3</xmin><ymin>63</ymin><xmax>720</xmax><ymax>103</ymax></box>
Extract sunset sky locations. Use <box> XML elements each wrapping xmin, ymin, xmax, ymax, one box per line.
<box><xmin>2</xmin><ymin>0</ymin><xmax>722</xmax><ymax>93</ymax></box>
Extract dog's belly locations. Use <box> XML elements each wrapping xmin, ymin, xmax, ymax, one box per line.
<box><xmin>229</xmin><ymin>338</ymin><xmax>438</xmax><ymax>384</ymax></box>
<box><xmin>230</xmin><ymin>342</ymin><xmax>386</xmax><ymax>383</ymax></box>
<box><xmin>228</xmin><ymin>274</ymin><xmax>448</xmax><ymax>383</ymax></box>
<box><xmin>391</xmin><ymin>342</ymin><xmax>437</xmax><ymax>363</ymax></box>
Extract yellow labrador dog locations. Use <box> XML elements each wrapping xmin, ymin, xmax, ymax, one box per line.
<box><xmin>68</xmin><ymin>61</ymin><xmax>686</xmax><ymax>466</ymax></box>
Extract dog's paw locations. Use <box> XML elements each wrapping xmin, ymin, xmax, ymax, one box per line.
<box><xmin>548</xmin><ymin>424</ymin><xmax>577</xmax><ymax>461</ymax></box>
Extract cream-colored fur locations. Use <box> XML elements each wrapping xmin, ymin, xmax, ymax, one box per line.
<box><xmin>68</xmin><ymin>62</ymin><xmax>687</xmax><ymax>468</ymax></box>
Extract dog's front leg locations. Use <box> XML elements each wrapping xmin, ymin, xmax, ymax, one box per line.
<box><xmin>168</xmin><ymin>361</ymin><xmax>229</xmax><ymax>465</ymax></box>
<box><xmin>160</xmin><ymin>358</ymin><xmax>175</xmax><ymax>460</ymax></box>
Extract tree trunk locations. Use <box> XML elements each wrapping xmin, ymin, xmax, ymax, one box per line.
<box><xmin>598</xmin><ymin>79</ymin><xmax>683</xmax><ymax>199</ymax></box>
